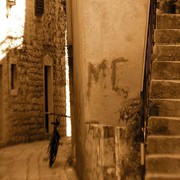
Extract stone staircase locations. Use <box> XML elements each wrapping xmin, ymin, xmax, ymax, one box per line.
<box><xmin>145</xmin><ymin>13</ymin><xmax>180</xmax><ymax>180</ymax></box>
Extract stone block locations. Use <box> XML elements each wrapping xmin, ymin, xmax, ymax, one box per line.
<box><xmin>150</xmin><ymin>80</ymin><xmax>180</xmax><ymax>99</ymax></box>
<box><xmin>149</xmin><ymin>99</ymin><xmax>180</xmax><ymax>117</ymax></box>
<box><xmin>153</xmin><ymin>44</ymin><xmax>180</xmax><ymax>61</ymax></box>
<box><xmin>147</xmin><ymin>135</ymin><xmax>180</xmax><ymax>154</ymax></box>
<box><xmin>154</xmin><ymin>29</ymin><xmax>180</xmax><ymax>43</ymax></box>
<box><xmin>148</xmin><ymin>117</ymin><xmax>180</xmax><ymax>135</ymax></box>
<box><xmin>156</xmin><ymin>14</ymin><xmax>180</xmax><ymax>29</ymax></box>
<box><xmin>145</xmin><ymin>174</ymin><xmax>180</xmax><ymax>180</ymax></box>
<box><xmin>152</xmin><ymin>61</ymin><xmax>180</xmax><ymax>80</ymax></box>
<box><xmin>146</xmin><ymin>155</ymin><xmax>180</xmax><ymax>174</ymax></box>
<box><xmin>157</xmin><ymin>0</ymin><xmax>177</xmax><ymax>14</ymax></box>
<box><xmin>102</xmin><ymin>138</ymin><xmax>115</xmax><ymax>167</ymax></box>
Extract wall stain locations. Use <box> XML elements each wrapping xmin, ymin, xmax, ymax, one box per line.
<box><xmin>87</xmin><ymin>59</ymin><xmax>107</xmax><ymax>97</ymax></box>
<box><xmin>111</xmin><ymin>57</ymin><xmax>128</xmax><ymax>98</ymax></box>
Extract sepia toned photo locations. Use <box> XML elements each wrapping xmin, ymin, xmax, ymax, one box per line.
<box><xmin>0</xmin><ymin>0</ymin><xmax>180</xmax><ymax>179</ymax></box>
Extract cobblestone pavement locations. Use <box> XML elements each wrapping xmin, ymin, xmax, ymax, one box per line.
<box><xmin>0</xmin><ymin>137</ymin><xmax>79</xmax><ymax>180</ymax></box>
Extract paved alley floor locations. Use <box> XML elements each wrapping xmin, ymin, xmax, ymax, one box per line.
<box><xmin>0</xmin><ymin>137</ymin><xmax>79</xmax><ymax>180</ymax></box>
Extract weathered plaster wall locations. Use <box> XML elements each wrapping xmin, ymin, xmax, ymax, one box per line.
<box><xmin>71</xmin><ymin>0</ymin><xmax>149</xmax><ymax>179</ymax></box>
<box><xmin>83</xmin><ymin>0</ymin><xmax>149</xmax><ymax>125</ymax></box>
<box><xmin>0</xmin><ymin>0</ymin><xmax>66</xmax><ymax>145</ymax></box>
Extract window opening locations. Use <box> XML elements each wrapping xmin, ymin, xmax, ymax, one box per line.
<box><xmin>11</xmin><ymin>64</ymin><xmax>17</xmax><ymax>90</ymax></box>
<box><xmin>44</xmin><ymin>65</ymin><xmax>53</xmax><ymax>133</ymax></box>
<box><xmin>35</xmin><ymin>0</ymin><xmax>44</xmax><ymax>17</ymax></box>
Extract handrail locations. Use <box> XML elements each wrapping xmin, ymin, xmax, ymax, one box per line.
<box><xmin>142</xmin><ymin>0</ymin><xmax>157</xmax><ymax>136</ymax></box>
<box><xmin>141</xmin><ymin>0</ymin><xmax>157</xmax><ymax>179</ymax></box>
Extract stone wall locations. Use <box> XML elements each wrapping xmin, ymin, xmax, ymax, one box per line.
<box><xmin>0</xmin><ymin>0</ymin><xmax>66</xmax><ymax>145</ymax></box>
<box><xmin>85</xmin><ymin>123</ymin><xmax>141</xmax><ymax>180</ymax></box>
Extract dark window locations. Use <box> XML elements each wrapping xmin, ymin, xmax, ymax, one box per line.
<box><xmin>35</xmin><ymin>0</ymin><xmax>44</xmax><ymax>17</ymax></box>
<box><xmin>11</xmin><ymin>64</ymin><xmax>17</xmax><ymax>90</ymax></box>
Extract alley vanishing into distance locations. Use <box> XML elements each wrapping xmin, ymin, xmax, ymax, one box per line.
<box><xmin>0</xmin><ymin>137</ymin><xmax>78</xmax><ymax>180</ymax></box>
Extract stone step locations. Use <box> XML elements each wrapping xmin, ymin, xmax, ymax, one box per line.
<box><xmin>145</xmin><ymin>173</ymin><xmax>180</xmax><ymax>180</ymax></box>
<box><xmin>150</xmin><ymin>80</ymin><xmax>180</xmax><ymax>99</ymax></box>
<box><xmin>151</xmin><ymin>61</ymin><xmax>180</xmax><ymax>80</ymax></box>
<box><xmin>149</xmin><ymin>99</ymin><xmax>180</xmax><ymax>117</ymax></box>
<box><xmin>156</xmin><ymin>0</ymin><xmax>179</xmax><ymax>14</ymax></box>
<box><xmin>146</xmin><ymin>155</ymin><xmax>180</xmax><ymax>174</ymax></box>
<box><xmin>154</xmin><ymin>29</ymin><xmax>180</xmax><ymax>43</ymax></box>
<box><xmin>153</xmin><ymin>44</ymin><xmax>180</xmax><ymax>61</ymax></box>
<box><xmin>147</xmin><ymin>135</ymin><xmax>180</xmax><ymax>154</ymax></box>
<box><xmin>148</xmin><ymin>117</ymin><xmax>180</xmax><ymax>135</ymax></box>
<box><xmin>156</xmin><ymin>14</ymin><xmax>180</xmax><ymax>29</ymax></box>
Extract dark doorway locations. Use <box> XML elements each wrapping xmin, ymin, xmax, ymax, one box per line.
<box><xmin>44</xmin><ymin>65</ymin><xmax>53</xmax><ymax>133</ymax></box>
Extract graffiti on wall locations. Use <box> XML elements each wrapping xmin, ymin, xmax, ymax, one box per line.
<box><xmin>87</xmin><ymin>57</ymin><xmax>129</xmax><ymax>98</ymax></box>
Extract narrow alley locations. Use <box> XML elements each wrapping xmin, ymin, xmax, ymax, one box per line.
<box><xmin>0</xmin><ymin>137</ymin><xmax>78</xmax><ymax>180</ymax></box>
<box><xmin>1</xmin><ymin>0</ymin><xmax>180</xmax><ymax>179</ymax></box>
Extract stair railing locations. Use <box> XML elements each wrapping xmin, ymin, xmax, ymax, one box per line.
<box><xmin>141</xmin><ymin>0</ymin><xmax>157</xmax><ymax>179</ymax></box>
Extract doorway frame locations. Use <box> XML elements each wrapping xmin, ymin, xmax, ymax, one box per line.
<box><xmin>43</xmin><ymin>55</ymin><xmax>54</xmax><ymax>133</ymax></box>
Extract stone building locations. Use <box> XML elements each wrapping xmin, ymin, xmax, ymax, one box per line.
<box><xmin>1</xmin><ymin>0</ymin><xmax>180</xmax><ymax>179</ymax></box>
<box><xmin>0</xmin><ymin>0</ymin><xmax>66</xmax><ymax>145</ymax></box>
